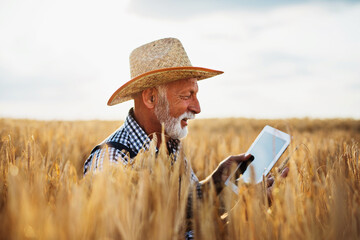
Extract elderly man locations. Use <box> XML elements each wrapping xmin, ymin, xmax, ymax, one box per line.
<box><xmin>83</xmin><ymin>37</ymin><xmax>288</xmax><ymax>239</ymax></box>
<box><xmin>83</xmin><ymin>38</ymin><xmax>256</xmax><ymax>190</ymax></box>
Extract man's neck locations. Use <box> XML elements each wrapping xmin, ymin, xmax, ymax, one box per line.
<box><xmin>132</xmin><ymin>107</ymin><xmax>168</xmax><ymax>148</ymax></box>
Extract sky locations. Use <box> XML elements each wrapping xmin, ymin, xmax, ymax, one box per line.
<box><xmin>0</xmin><ymin>0</ymin><xmax>359</xmax><ymax>120</ymax></box>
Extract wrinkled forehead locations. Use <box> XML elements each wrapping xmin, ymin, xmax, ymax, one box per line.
<box><xmin>164</xmin><ymin>78</ymin><xmax>198</xmax><ymax>92</ymax></box>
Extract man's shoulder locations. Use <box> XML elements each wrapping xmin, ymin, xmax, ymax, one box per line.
<box><xmin>83</xmin><ymin>109</ymin><xmax>151</xmax><ymax>175</ymax></box>
<box><xmin>83</xmin><ymin>124</ymin><xmax>133</xmax><ymax>175</ymax></box>
<box><xmin>104</xmin><ymin>124</ymin><xmax>130</xmax><ymax>146</ymax></box>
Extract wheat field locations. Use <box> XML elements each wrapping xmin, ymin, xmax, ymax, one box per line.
<box><xmin>0</xmin><ymin>118</ymin><xmax>359</xmax><ymax>239</ymax></box>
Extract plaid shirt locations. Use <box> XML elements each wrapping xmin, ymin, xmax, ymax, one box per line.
<box><xmin>83</xmin><ymin>108</ymin><xmax>199</xmax><ymax>183</ymax></box>
<box><xmin>83</xmin><ymin>108</ymin><xmax>200</xmax><ymax>240</ymax></box>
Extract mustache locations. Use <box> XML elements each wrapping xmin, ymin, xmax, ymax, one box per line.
<box><xmin>179</xmin><ymin>112</ymin><xmax>195</xmax><ymax>120</ymax></box>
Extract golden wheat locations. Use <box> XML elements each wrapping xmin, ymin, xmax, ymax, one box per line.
<box><xmin>0</xmin><ymin>118</ymin><xmax>359</xmax><ymax>239</ymax></box>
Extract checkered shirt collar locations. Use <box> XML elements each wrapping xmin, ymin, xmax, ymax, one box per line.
<box><xmin>124</xmin><ymin>108</ymin><xmax>151</xmax><ymax>154</ymax></box>
<box><xmin>125</xmin><ymin>108</ymin><xmax>180</xmax><ymax>156</ymax></box>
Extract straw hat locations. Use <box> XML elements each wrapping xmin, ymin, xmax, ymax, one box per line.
<box><xmin>107</xmin><ymin>37</ymin><xmax>223</xmax><ymax>106</ymax></box>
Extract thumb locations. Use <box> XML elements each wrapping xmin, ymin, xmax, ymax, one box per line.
<box><xmin>233</xmin><ymin>153</ymin><xmax>253</xmax><ymax>165</ymax></box>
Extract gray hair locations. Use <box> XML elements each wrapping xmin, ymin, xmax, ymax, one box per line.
<box><xmin>154</xmin><ymin>84</ymin><xmax>169</xmax><ymax>126</ymax></box>
<box><xmin>156</xmin><ymin>84</ymin><xmax>168</xmax><ymax>100</ymax></box>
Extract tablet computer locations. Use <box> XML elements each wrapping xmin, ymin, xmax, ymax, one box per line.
<box><xmin>225</xmin><ymin>125</ymin><xmax>291</xmax><ymax>194</ymax></box>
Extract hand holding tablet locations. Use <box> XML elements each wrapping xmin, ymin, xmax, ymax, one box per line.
<box><xmin>225</xmin><ymin>125</ymin><xmax>291</xmax><ymax>194</ymax></box>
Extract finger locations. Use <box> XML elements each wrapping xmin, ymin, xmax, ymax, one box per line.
<box><xmin>231</xmin><ymin>153</ymin><xmax>253</xmax><ymax>164</ymax></box>
<box><xmin>280</xmin><ymin>167</ymin><xmax>289</xmax><ymax>178</ymax></box>
<box><xmin>267</xmin><ymin>176</ymin><xmax>274</xmax><ymax>187</ymax></box>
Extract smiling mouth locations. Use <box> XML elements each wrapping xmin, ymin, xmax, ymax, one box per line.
<box><xmin>181</xmin><ymin>118</ymin><xmax>189</xmax><ymax>126</ymax></box>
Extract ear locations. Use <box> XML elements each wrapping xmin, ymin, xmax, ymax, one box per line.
<box><xmin>142</xmin><ymin>88</ymin><xmax>157</xmax><ymax>109</ymax></box>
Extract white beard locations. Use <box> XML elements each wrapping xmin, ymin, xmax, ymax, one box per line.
<box><xmin>154</xmin><ymin>94</ymin><xmax>194</xmax><ymax>140</ymax></box>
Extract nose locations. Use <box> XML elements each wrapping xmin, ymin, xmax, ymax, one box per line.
<box><xmin>189</xmin><ymin>96</ymin><xmax>201</xmax><ymax>114</ymax></box>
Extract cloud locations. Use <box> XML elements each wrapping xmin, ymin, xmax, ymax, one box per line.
<box><xmin>0</xmin><ymin>0</ymin><xmax>359</xmax><ymax>119</ymax></box>
<box><xmin>128</xmin><ymin>0</ymin><xmax>359</xmax><ymax>19</ymax></box>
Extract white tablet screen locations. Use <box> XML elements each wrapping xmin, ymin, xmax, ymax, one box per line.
<box><xmin>242</xmin><ymin>131</ymin><xmax>287</xmax><ymax>183</ymax></box>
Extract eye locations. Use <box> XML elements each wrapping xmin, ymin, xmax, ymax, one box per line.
<box><xmin>180</xmin><ymin>95</ymin><xmax>191</xmax><ymax>100</ymax></box>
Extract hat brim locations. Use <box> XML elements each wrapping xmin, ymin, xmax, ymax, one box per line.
<box><xmin>107</xmin><ymin>66</ymin><xmax>223</xmax><ymax>106</ymax></box>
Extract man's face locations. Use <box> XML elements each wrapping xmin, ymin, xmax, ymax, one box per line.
<box><xmin>154</xmin><ymin>78</ymin><xmax>201</xmax><ymax>139</ymax></box>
